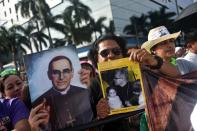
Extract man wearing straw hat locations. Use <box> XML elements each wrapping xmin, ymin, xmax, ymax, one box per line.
<box><xmin>129</xmin><ymin>26</ymin><xmax>181</xmax><ymax>77</ymax></box>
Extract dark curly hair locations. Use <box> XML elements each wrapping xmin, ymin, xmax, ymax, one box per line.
<box><xmin>106</xmin><ymin>86</ymin><xmax>117</xmax><ymax>97</ymax></box>
<box><xmin>88</xmin><ymin>34</ymin><xmax>127</xmax><ymax>68</ymax></box>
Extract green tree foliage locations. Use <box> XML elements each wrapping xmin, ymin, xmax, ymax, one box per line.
<box><xmin>105</xmin><ymin>20</ymin><xmax>116</xmax><ymax>35</ymax></box>
<box><xmin>123</xmin><ymin>14</ymin><xmax>148</xmax><ymax>36</ymax></box>
<box><xmin>147</xmin><ymin>7</ymin><xmax>176</xmax><ymax>29</ymax></box>
<box><xmin>65</xmin><ymin>0</ymin><xmax>92</xmax><ymax>27</ymax></box>
<box><xmin>123</xmin><ymin>7</ymin><xmax>176</xmax><ymax>36</ymax></box>
<box><xmin>89</xmin><ymin>17</ymin><xmax>107</xmax><ymax>39</ymax></box>
<box><xmin>16</xmin><ymin>0</ymin><xmax>52</xmax><ymax>49</ymax></box>
<box><xmin>61</xmin><ymin>9</ymin><xmax>92</xmax><ymax>45</ymax></box>
<box><xmin>14</xmin><ymin>23</ymin><xmax>49</xmax><ymax>52</ymax></box>
<box><xmin>57</xmin><ymin>0</ymin><xmax>93</xmax><ymax>45</ymax></box>
<box><xmin>0</xmin><ymin>26</ymin><xmax>31</xmax><ymax>68</ymax></box>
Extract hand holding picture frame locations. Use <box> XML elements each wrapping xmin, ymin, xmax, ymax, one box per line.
<box><xmin>97</xmin><ymin>58</ymin><xmax>145</xmax><ymax>115</ymax></box>
<box><xmin>24</xmin><ymin>46</ymin><xmax>93</xmax><ymax>130</ymax></box>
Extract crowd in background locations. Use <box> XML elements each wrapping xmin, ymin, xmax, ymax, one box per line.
<box><xmin>1</xmin><ymin>5</ymin><xmax>197</xmax><ymax>130</ymax></box>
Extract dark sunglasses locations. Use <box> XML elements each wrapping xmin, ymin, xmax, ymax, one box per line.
<box><xmin>99</xmin><ymin>48</ymin><xmax>122</xmax><ymax>58</ymax></box>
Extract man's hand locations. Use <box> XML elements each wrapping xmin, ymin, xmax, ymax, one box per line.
<box><xmin>128</xmin><ymin>48</ymin><xmax>157</xmax><ymax>66</ymax></box>
<box><xmin>128</xmin><ymin>48</ymin><xmax>181</xmax><ymax>77</ymax></box>
<box><xmin>96</xmin><ymin>98</ymin><xmax>110</xmax><ymax>119</ymax></box>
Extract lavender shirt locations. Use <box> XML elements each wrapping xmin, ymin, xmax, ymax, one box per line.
<box><xmin>0</xmin><ymin>98</ymin><xmax>29</xmax><ymax>130</ymax></box>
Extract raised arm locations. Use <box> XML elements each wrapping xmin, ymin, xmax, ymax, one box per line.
<box><xmin>128</xmin><ymin>48</ymin><xmax>181</xmax><ymax>77</ymax></box>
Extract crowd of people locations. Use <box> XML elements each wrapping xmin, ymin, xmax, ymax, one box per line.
<box><xmin>1</xmin><ymin>21</ymin><xmax>197</xmax><ymax>131</ymax></box>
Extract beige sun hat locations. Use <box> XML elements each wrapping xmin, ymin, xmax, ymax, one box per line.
<box><xmin>141</xmin><ymin>26</ymin><xmax>181</xmax><ymax>53</ymax></box>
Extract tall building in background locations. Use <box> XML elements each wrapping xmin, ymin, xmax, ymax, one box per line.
<box><xmin>110</xmin><ymin>0</ymin><xmax>193</xmax><ymax>34</ymax></box>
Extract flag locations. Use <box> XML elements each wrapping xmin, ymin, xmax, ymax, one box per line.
<box><xmin>142</xmin><ymin>68</ymin><xmax>197</xmax><ymax>131</ymax></box>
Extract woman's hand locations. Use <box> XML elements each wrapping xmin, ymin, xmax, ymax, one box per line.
<box><xmin>28</xmin><ymin>99</ymin><xmax>50</xmax><ymax>131</ymax></box>
<box><xmin>96</xmin><ymin>98</ymin><xmax>110</xmax><ymax>119</ymax></box>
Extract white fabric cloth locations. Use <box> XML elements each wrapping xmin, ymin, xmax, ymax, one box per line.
<box><xmin>191</xmin><ymin>103</ymin><xmax>197</xmax><ymax>131</ymax></box>
<box><xmin>108</xmin><ymin>96</ymin><xmax>123</xmax><ymax>109</ymax></box>
<box><xmin>176</xmin><ymin>51</ymin><xmax>197</xmax><ymax>75</ymax></box>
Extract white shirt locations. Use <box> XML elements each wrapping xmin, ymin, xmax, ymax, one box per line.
<box><xmin>176</xmin><ymin>51</ymin><xmax>197</xmax><ymax>75</ymax></box>
<box><xmin>52</xmin><ymin>85</ymin><xmax>71</xmax><ymax>95</ymax></box>
<box><xmin>108</xmin><ymin>96</ymin><xmax>123</xmax><ymax>109</ymax></box>
<box><xmin>191</xmin><ymin>103</ymin><xmax>197</xmax><ymax>131</ymax></box>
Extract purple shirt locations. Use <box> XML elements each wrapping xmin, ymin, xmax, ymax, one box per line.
<box><xmin>0</xmin><ymin>98</ymin><xmax>29</xmax><ymax>130</ymax></box>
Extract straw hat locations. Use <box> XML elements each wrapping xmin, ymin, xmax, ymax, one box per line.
<box><xmin>141</xmin><ymin>26</ymin><xmax>181</xmax><ymax>53</ymax></box>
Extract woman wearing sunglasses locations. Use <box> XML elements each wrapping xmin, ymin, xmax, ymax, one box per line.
<box><xmin>0</xmin><ymin>70</ymin><xmax>50</xmax><ymax>131</ymax></box>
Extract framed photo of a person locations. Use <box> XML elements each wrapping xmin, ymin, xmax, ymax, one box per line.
<box><xmin>98</xmin><ymin>58</ymin><xmax>145</xmax><ymax>115</ymax></box>
<box><xmin>24</xmin><ymin>45</ymin><xmax>93</xmax><ymax>130</ymax></box>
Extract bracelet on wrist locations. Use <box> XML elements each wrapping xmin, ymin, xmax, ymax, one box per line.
<box><xmin>148</xmin><ymin>55</ymin><xmax>163</xmax><ymax>70</ymax></box>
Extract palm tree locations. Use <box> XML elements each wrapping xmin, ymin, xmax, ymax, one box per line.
<box><xmin>123</xmin><ymin>14</ymin><xmax>148</xmax><ymax>36</ymax></box>
<box><xmin>13</xmin><ymin>23</ymin><xmax>49</xmax><ymax>52</ymax></box>
<box><xmin>0</xmin><ymin>37</ymin><xmax>8</xmax><ymax>53</ymax></box>
<box><xmin>36</xmin><ymin>0</ymin><xmax>55</xmax><ymax>48</ymax></box>
<box><xmin>147</xmin><ymin>7</ymin><xmax>176</xmax><ymax>29</ymax></box>
<box><xmin>53</xmin><ymin>0</ymin><xmax>93</xmax><ymax>45</ymax></box>
<box><xmin>89</xmin><ymin>17</ymin><xmax>107</xmax><ymax>39</ymax></box>
<box><xmin>0</xmin><ymin>26</ymin><xmax>31</xmax><ymax>70</ymax></box>
<box><xmin>16</xmin><ymin>0</ymin><xmax>40</xmax><ymax>31</ymax></box>
<box><xmin>105</xmin><ymin>20</ymin><xmax>116</xmax><ymax>34</ymax></box>
<box><xmin>53</xmin><ymin>38</ymin><xmax>67</xmax><ymax>48</ymax></box>
<box><xmin>33</xmin><ymin>31</ymin><xmax>49</xmax><ymax>51</ymax></box>
<box><xmin>65</xmin><ymin>0</ymin><xmax>92</xmax><ymax>27</ymax></box>
<box><xmin>0</xmin><ymin>53</ymin><xmax>12</xmax><ymax>65</ymax></box>
<box><xmin>40</xmin><ymin>14</ymin><xmax>66</xmax><ymax>48</ymax></box>
<box><xmin>61</xmin><ymin>10</ymin><xmax>92</xmax><ymax>45</ymax></box>
<box><xmin>16</xmin><ymin>0</ymin><xmax>52</xmax><ymax>49</ymax></box>
<box><xmin>0</xmin><ymin>35</ymin><xmax>12</xmax><ymax>64</ymax></box>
